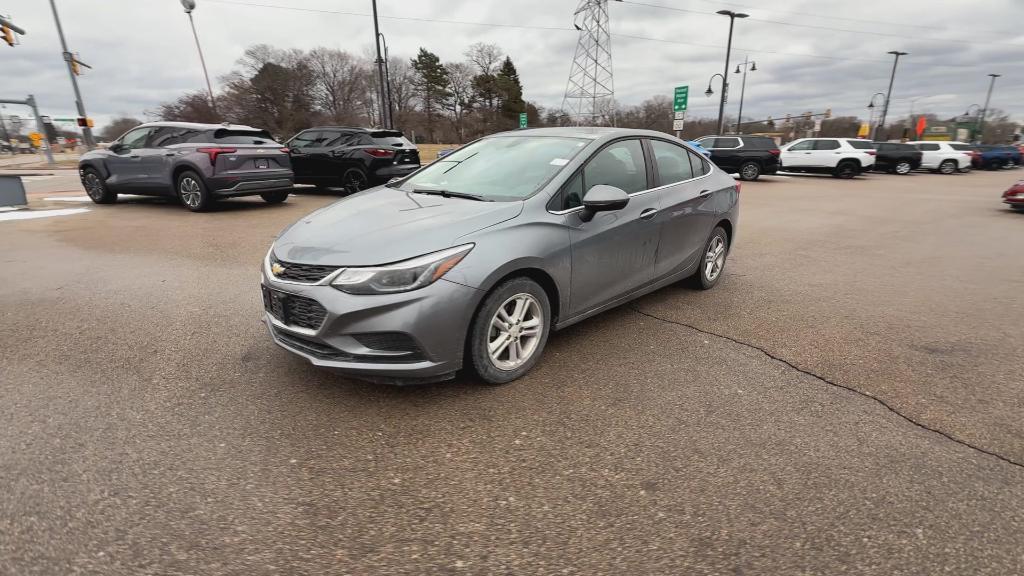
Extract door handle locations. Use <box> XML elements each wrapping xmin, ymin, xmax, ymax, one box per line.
<box><xmin>639</xmin><ymin>208</ymin><xmax>659</xmax><ymax>220</ymax></box>
<box><xmin>164</xmin><ymin>152</ymin><xmax>176</xmax><ymax>157</ymax></box>
<box><xmin>129</xmin><ymin>154</ymin><xmax>141</xmax><ymax>159</ymax></box>
<box><xmin>698</xmin><ymin>189</ymin><xmax>712</xmax><ymax>197</ymax></box>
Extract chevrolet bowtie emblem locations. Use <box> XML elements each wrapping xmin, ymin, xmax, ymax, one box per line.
<box><xmin>271</xmin><ymin>262</ymin><xmax>286</xmax><ymax>276</ymax></box>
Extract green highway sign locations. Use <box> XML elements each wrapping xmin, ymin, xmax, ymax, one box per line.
<box><xmin>519</xmin><ymin>112</ymin><xmax>528</xmax><ymax>129</ymax></box>
<box><xmin>673</xmin><ymin>85</ymin><xmax>689</xmax><ymax>112</ymax></box>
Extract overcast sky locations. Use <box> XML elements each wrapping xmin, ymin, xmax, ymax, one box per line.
<box><xmin>4</xmin><ymin>0</ymin><xmax>1023</xmax><ymax>132</ymax></box>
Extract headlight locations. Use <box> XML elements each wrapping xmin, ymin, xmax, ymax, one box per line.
<box><xmin>331</xmin><ymin>244</ymin><xmax>473</xmax><ymax>294</ymax></box>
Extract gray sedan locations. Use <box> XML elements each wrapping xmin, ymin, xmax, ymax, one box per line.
<box><xmin>261</xmin><ymin>127</ymin><xmax>739</xmax><ymax>384</ymax></box>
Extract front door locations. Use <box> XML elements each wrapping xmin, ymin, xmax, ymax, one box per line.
<box><xmin>564</xmin><ymin>139</ymin><xmax>662</xmax><ymax>316</ymax></box>
<box><xmin>104</xmin><ymin>126</ymin><xmax>155</xmax><ymax>191</ymax></box>
<box><xmin>780</xmin><ymin>139</ymin><xmax>815</xmax><ymax>168</ymax></box>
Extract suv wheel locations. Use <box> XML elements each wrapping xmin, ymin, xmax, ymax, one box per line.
<box><xmin>689</xmin><ymin>226</ymin><xmax>729</xmax><ymax>290</ymax></box>
<box><xmin>894</xmin><ymin>160</ymin><xmax>912</xmax><ymax>175</ymax></box>
<box><xmin>468</xmin><ymin>277</ymin><xmax>551</xmax><ymax>385</ymax></box>
<box><xmin>833</xmin><ymin>161</ymin><xmax>859</xmax><ymax>179</ymax></box>
<box><xmin>81</xmin><ymin>167</ymin><xmax>117</xmax><ymax>204</ymax></box>
<box><xmin>1004</xmin><ymin>158</ymin><xmax>1017</xmax><ymax>169</ymax></box>
<box><xmin>341</xmin><ymin>168</ymin><xmax>368</xmax><ymax>194</ymax></box>
<box><xmin>177</xmin><ymin>170</ymin><xmax>215</xmax><ymax>212</ymax></box>
<box><xmin>260</xmin><ymin>190</ymin><xmax>289</xmax><ymax>204</ymax></box>
<box><xmin>739</xmin><ymin>161</ymin><xmax>761</xmax><ymax>181</ymax></box>
<box><xmin>938</xmin><ymin>160</ymin><xmax>957</xmax><ymax>175</ymax></box>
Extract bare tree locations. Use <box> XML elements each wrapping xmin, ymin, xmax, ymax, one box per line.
<box><xmin>308</xmin><ymin>48</ymin><xmax>367</xmax><ymax>125</ymax></box>
<box><xmin>465</xmin><ymin>42</ymin><xmax>502</xmax><ymax>76</ymax></box>
<box><xmin>444</xmin><ymin>62</ymin><xmax>475</xmax><ymax>143</ymax></box>
<box><xmin>100</xmin><ymin>117</ymin><xmax>142</xmax><ymax>141</ymax></box>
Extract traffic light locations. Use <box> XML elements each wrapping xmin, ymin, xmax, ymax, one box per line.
<box><xmin>76</xmin><ymin>117</ymin><xmax>89</xmax><ymax>127</ymax></box>
<box><xmin>2</xmin><ymin>24</ymin><xmax>13</xmax><ymax>47</ymax></box>
<box><xmin>71</xmin><ymin>57</ymin><xmax>80</xmax><ymax>75</ymax></box>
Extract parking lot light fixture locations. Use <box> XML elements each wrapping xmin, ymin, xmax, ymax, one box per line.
<box><xmin>180</xmin><ymin>0</ymin><xmax>217</xmax><ymax>117</ymax></box>
<box><xmin>867</xmin><ymin>92</ymin><xmax>885</xmax><ymax>140</ymax></box>
<box><xmin>978</xmin><ymin>73</ymin><xmax>1001</xmax><ymax>144</ymax></box>
<box><xmin>877</xmin><ymin>50</ymin><xmax>908</xmax><ymax>140</ymax></box>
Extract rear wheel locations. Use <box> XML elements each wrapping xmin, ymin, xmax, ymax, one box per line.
<box><xmin>81</xmin><ymin>167</ymin><xmax>117</xmax><ymax>204</ymax></box>
<box><xmin>689</xmin><ymin>226</ymin><xmax>729</xmax><ymax>290</ymax></box>
<box><xmin>938</xmin><ymin>160</ymin><xmax>957</xmax><ymax>175</ymax></box>
<box><xmin>260</xmin><ymin>190</ymin><xmax>289</xmax><ymax>204</ymax></box>
<box><xmin>340</xmin><ymin>168</ymin><xmax>368</xmax><ymax>194</ymax></box>
<box><xmin>894</xmin><ymin>160</ymin><xmax>912</xmax><ymax>175</ymax></box>
<box><xmin>833</xmin><ymin>161</ymin><xmax>859</xmax><ymax>179</ymax></box>
<box><xmin>177</xmin><ymin>170</ymin><xmax>215</xmax><ymax>212</ymax></box>
<box><xmin>1004</xmin><ymin>158</ymin><xmax>1017</xmax><ymax>169</ymax></box>
<box><xmin>739</xmin><ymin>161</ymin><xmax>761</xmax><ymax>181</ymax></box>
<box><xmin>468</xmin><ymin>277</ymin><xmax>551</xmax><ymax>385</ymax></box>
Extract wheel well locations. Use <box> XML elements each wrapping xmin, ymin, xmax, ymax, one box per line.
<box><xmin>838</xmin><ymin>158</ymin><xmax>861</xmax><ymax>167</ymax></box>
<box><xmin>171</xmin><ymin>164</ymin><xmax>200</xmax><ymax>189</ymax></box>
<box><xmin>715</xmin><ymin>219</ymin><xmax>733</xmax><ymax>247</ymax></box>
<box><xmin>488</xmin><ymin>268</ymin><xmax>561</xmax><ymax>325</ymax></box>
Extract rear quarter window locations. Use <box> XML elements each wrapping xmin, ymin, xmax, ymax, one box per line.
<box><xmin>209</xmin><ymin>129</ymin><xmax>277</xmax><ymax>145</ymax></box>
<box><xmin>950</xmin><ymin>144</ymin><xmax>972</xmax><ymax>151</ymax></box>
<box><xmin>917</xmin><ymin>143</ymin><xmax>940</xmax><ymax>151</ymax></box>
<box><xmin>846</xmin><ymin>140</ymin><xmax>875</xmax><ymax>150</ymax></box>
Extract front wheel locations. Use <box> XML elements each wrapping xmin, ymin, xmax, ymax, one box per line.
<box><xmin>260</xmin><ymin>190</ymin><xmax>289</xmax><ymax>204</ymax></box>
<box><xmin>894</xmin><ymin>160</ymin><xmax>912</xmax><ymax>175</ymax></box>
<box><xmin>689</xmin><ymin>226</ymin><xmax>729</xmax><ymax>290</ymax></box>
<box><xmin>81</xmin><ymin>167</ymin><xmax>117</xmax><ymax>204</ymax></box>
<box><xmin>468</xmin><ymin>277</ymin><xmax>551</xmax><ymax>385</ymax></box>
<box><xmin>177</xmin><ymin>170</ymin><xmax>215</xmax><ymax>211</ymax></box>
<box><xmin>738</xmin><ymin>161</ymin><xmax>761</xmax><ymax>181</ymax></box>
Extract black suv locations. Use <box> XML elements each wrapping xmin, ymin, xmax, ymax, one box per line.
<box><xmin>285</xmin><ymin>127</ymin><xmax>421</xmax><ymax>192</ymax></box>
<box><xmin>694</xmin><ymin>135</ymin><xmax>780</xmax><ymax>181</ymax></box>
<box><xmin>872</xmin><ymin>142</ymin><xmax>923</xmax><ymax>175</ymax></box>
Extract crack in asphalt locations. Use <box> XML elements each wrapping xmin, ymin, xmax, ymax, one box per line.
<box><xmin>629</xmin><ymin>306</ymin><xmax>1024</xmax><ymax>471</ymax></box>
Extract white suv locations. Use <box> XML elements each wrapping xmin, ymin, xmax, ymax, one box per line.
<box><xmin>779</xmin><ymin>138</ymin><xmax>876</xmax><ymax>179</ymax></box>
<box><xmin>906</xmin><ymin>141</ymin><xmax>973</xmax><ymax>174</ymax></box>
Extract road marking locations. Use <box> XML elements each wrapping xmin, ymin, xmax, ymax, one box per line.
<box><xmin>0</xmin><ymin>206</ymin><xmax>23</xmax><ymax>212</ymax></box>
<box><xmin>0</xmin><ymin>207</ymin><xmax>90</xmax><ymax>221</ymax></box>
<box><xmin>43</xmin><ymin>195</ymin><xmax>93</xmax><ymax>202</ymax></box>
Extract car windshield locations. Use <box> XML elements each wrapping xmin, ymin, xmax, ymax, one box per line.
<box><xmin>394</xmin><ymin>136</ymin><xmax>589</xmax><ymax>201</ymax></box>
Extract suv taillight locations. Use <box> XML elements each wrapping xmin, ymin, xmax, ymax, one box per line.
<box><xmin>196</xmin><ymin>147</ymin><xmax>237</xmax><ymax>166</ymax></box>
<box><xmin>365</xmin><ymin>148</ymin><xmax>396</xmax><ymax>158</ymax></box>
<box><xmin>867</xmin><ymin>150</ymin><xmax>877</xmax><ymax>156</ymax></box>
<box><xmin>769</xmin><ymin>149</ymin><xmax>780</xmax><ymax>156</ymax></box>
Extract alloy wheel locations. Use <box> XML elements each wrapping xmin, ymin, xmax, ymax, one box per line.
<box><xmin>704</xmin><ymin>236</ymin><xmax>726</xmax><ymax>282</ymax></box>
<box><xmin>83</xmin><ymin>173</ymin><xmax>104</xmax><ymax>200</ymax></box>
<box><xmin>343</xmin><ymin>170</ymin><xmax>368</xmax><ymax>193</ymax></box>
<box><xmin>487</xmin><ymin>293</ymin><xmax>543</xmax><ymax>371</ymax></box>
<box><xmin>895</xmin><ymin>161</ymin><xmax>911</xmax><ymax>175</ymax></box>
<box><xmin>741</xmin><ymin>163</ymin><xmax>759</xmax><ymax>180</ymax></box>
<box><xmin>939</xmin><ymin>161</ymin><xmax>956</xmax><ymax>174</ymax></box>
<box><xmin>179</xmin><ymin>177</ymin><xmax>201</xmax><ymax>208</ymax></box>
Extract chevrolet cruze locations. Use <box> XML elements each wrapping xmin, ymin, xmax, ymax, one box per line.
<box><xmin>261</xmin><ymin>127</ymin><xmax>739</xmax><ymax>384</ymax></box>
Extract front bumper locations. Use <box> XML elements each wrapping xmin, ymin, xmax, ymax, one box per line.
<box><xmin>261</xmin><ymin>270</ymin><xmax>483</xmax><ymax>381</ymax></box>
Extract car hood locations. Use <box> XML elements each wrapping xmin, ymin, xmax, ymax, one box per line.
<box><xmin>273</xmin><ymin>187</ymin><xmax>523</xmax><ymax>266</ymax></box>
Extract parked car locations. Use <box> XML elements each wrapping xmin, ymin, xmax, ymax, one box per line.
<box><xmin>872</xmin><ymin>142</ymin><xmax>923</xmax><ymax>175</ymax></box>
<box><xmin>687</xmin><ymin>140</ymin><xmax>712</xmax><ymax>158</ymax></box>
<box><xmin>906</xmin><ymin>141</ymin><xmax>973</xmax><ymax>174</ymax></box>
<box><xmin>973</xmin><ymin>145</ymin><xmax>1021</xmax><ymax>170</ymax></box>
<box><xmin>78</xmin><ymin>122</ymin><xmax>293</xmax><ymax>211</ymax></box>
<box><xmin>285</xmin><ymin>127</ymin><xmax>421</xmax><ymax>192</ymax></box>
<box><xmin>261</xmin><ymin>127</ymin><xmax>738</xmax><ymax>384</ymax></box>
<box><xmin>693</xmin><ymin>134</ymin><xmax>779</xmax><ymax>181</ymax></box>
<box><xmin>778</xmin><ymin>138</ymin><xmax>875</xmax><ymax>178</ymax></box>
<box><xmin>1002</xmin><ymin>180</ymin><xmax>1024</xmax><ymax>211</ymax></box>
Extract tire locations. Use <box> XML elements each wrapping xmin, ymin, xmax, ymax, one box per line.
<box><xmin>340</xmin><ymin>168</ymin><xmax>369</xmax><ymax>194</ymax></box>
<box><xmin>689</xmin><ymin>226</ymin><xmax>729</xmax><ymax>290</ymax></box>
<box><xmin>833</xmin><ymin>161</ymin><xmax>859</xmax><ymax>179</ymax></box>
<box><xmin>938</xmin><ymin>160</ymin><xmax>957</xmax><ymax>175</ymax></box>
<box><xmin>468</xmin><ymin>277</ymin><xmax>552</xmax><ymax>385</ymax></box>
<box><xmin>1010</xmin><ymin>204</ymin><xmax>1024</xmax><ymax>212</ymax></box>
<box><xmin>81</xmin><ymin>167</ymin><xmax>117</xmax><ymax>204</ymax></box>
<box><xmin>260</xmin><ymin>190</ymin><xmax>289</xmax><ymax>204</ymax></box>
<box><xmin>894</xmin><ymin>160</ymin><xmax>912</xmax><ymax>175</ymax></box>
<box><xmin>738</xmin><ymin>161</ymin><xmax>761</xmax><ymax>181</ymax></box>
<box><xmin>1004</xmin><ymin>159</ymin><xmax>1017</xmax><ymax>169</ymax></box>
<box><xmin>177</xmin><ymin>170</ymin><xmax>215</xmax><ymax>212</ymax></box>
<box><xmin>958</xmin><ymin>165</ymin><xmax>972</xmax><ymax>173</ymax></box>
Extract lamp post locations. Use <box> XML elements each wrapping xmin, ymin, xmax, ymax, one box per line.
<box><xmin>733</xmin><ymin>56</ymin><xmax>756</xmax><ymax>133</ymax></box>
<box><xmin>180</xmin><ymin>0</ymin><xmax>217</xmax><ymax>117</ymax></box>
<box><xmin>978</xmin><ymin>73</ymin><xmax>1001</xmax><ymax>144</ymax></box>
<box><xmin>867</xmin><ymin>92</ymin><xmax>885</xmax><ymax>140</ymax></box>
<box><xmin>371</xmin><ymin>0</ymin><xmax>390</xmax><ymax>129</ymax></box>
<box><xmin>713</xmin><ymin>10</ymin><xmax>747</xmax><ymax>135</ymax></box>
<box><xmin>378</xmin><ymin>32</ymin><xmax>394</xmax><ymax>129</ymax></box>
<box><xmin>705</xmin><ymin>73</ymin><xmax>726</xmax><ymax>130</ymax></box>
<box><xmin>876</xmin><ymin>50</ymin><xmax>907</xmax><ymax>141</ymax></box>
<box><xmin>964</xmin><ymin>103</ymin><xmax>983</xmax><ymax>143</ymax></box>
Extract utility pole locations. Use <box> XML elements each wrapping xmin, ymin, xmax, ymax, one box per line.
<box><xmin>371</xmin><ymin>0</ymin><xmax>390</xmax><ymax>129</ymax></box>
<box><xmin>181</xmin><ymin>0</ymin><xmax>217</xmax><ymax>116</ymax></box>
<box><xmin>715</xmin><ymin>10</ymin><xmax>747</xmax><ymax>135</ymax></box>
<box><xmin>47</xmin><ymin>0</ymin><xmax>95</xmax><ymax>149</ymax></box>
<box><xmin>877</xmin><ymin>50</ymin><xmax>907</xmax><ymax>141</ymax></box>
<box><xmin>978</xmin><ymin>73</ymin><xmax>1001</xmax><ymax>144</ymax></box>
<box><xmin>378</xmin><ymin>32</ymin><xmax>395</xmax><ymax>129</ymax></box>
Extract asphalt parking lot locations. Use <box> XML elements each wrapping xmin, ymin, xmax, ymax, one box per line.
<box><xmin>2</xmin><ymin>169</ymin><xmax>1023</xmax><ymax>574</ymax></box>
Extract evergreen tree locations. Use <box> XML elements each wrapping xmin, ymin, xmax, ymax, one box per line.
<box><xmin>410</xmin><ymin>48</ymin><xmax>450</xmax><ymax>143</ymax></box>
<box><xmin>496</xmin><ymin>56</ymin><xmax>525</xmax><ymax>128</ymax></box>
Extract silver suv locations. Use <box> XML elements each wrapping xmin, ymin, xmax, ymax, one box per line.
<box><xmin>79</xmin><ymin>122</ymin><xmax>294</xmax><ymax>211</ymax></box>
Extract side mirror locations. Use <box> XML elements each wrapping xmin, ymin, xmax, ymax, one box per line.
<box><xmin>109</xmin><ymin>143</ymin><xmax>126</xmax><ymax>154</ymax></box>
<box><xmin>580</xmin><ymin>184</ymin><xmax>629</xmax><ymax>222</ymax></box>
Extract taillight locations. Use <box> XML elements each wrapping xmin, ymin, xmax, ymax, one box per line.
<box><xmin>769</xmin><ymin>149</ymin><xmax>780</xmax><ymax>156</ymax></box>
<box><xmin>279</xmin><ymin>147</ymin><xmax>289</xmax><ymax>153</ymax></box>
<box><xmin>867</xmin><ymin>151</ymin><xmax>877</xmax><ymax>156</ymax></box>
<box><xmin>365</xmin><ymin>148</ymin><xmax>396</xmax><ymax>158</ymax></box>
<box><xmin>735</xmin><ymin>181</ymin><xmax>741</xmax><ymax>194</ymax></box>
<box><xmin>196</xmin><ymin>147</ymin><xmax>236</xmax><ymax>166</ymax></box>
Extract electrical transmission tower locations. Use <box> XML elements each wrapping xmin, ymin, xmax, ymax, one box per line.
<box><xmin>561</xmin><ymin>0</ymin><xmax>615</xmax><ymax>126</ymax></box>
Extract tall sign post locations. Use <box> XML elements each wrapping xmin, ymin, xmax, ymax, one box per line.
<box><xmin>673</xmin><ymin>85</ymin><xmax>689</xmax><ymax>138</ymax></box>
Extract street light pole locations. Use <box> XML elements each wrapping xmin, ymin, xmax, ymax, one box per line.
<box><xmin>877</xmin><ymin>50</ymin><xmax>907</xmax><ymax>141</ymax></box>
<box><xmin>715</xmin><ymin>10</ymin><xmax>747</xmax><ymax>135</ymax></box>
<box><xmin>180</xmin><ymin>0</ymin><xmax>217</xmax><ymax>117</ymax></box>
<box><xmin>734</xmin><ymin>56</ymin><xmax>756</xmax><ymax>133</ymax></box>
<box><xmin>371</xmin><ymin>0</ymin><xmax>390</xmax><ymax>129</ymax></box>
<box><xmin>47</xmin><ymin>0</ymin><xmax>95</xmax><ymax>149</ymax></box>
<box><xmin>378</xmin><ymin>32</ymin><xmax>395</xmax><ymax>130</ymax></box>
<box><xmin>978</xmin><ymin>73</ymin><xmax>1001</xmax><ymax>144</ymax></box>
<box><xmin>867</xmin><ymin>92</ymin><xmax>885</xmax><ymax>140</ymax></box>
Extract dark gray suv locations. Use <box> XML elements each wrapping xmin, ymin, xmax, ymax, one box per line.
<box><xmin>79</xmin><ymin>122</ymin><xmax>294</xmax><ymax>212</ymax></box>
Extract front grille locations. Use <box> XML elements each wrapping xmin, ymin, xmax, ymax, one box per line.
<box><xmin>262</xmin><ymin>286</ymin><xmax>327</xmax><ymax>330</ymax></box>
<box><xmin>270</xmin><ymin>256</ymin><xmax>339</xmax><ymax>284</ymax></box>
<box><xmin>272</xmin><ymin>328</ymin><xmax>426</xmax><ymax>364</ymax></box>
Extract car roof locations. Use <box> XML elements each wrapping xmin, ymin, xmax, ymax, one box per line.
<box><xmin>490</xmin><ymin>126</ymin><xmax>687</xmax><ymax>143</ymax></box>
<box><xmin>137</xmin><ymin>121</ymin><xmax>264</xmax><ymax>131</ymax></box>
<box><xmin>301</xmin><ymin>126</ymin><xmax>400</xmax><ymax>132</ymax></box>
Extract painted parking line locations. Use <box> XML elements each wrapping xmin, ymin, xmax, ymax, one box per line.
<box><xmin>0</xmin><ymin>208</ymin><xmax>90</xmax><ymax>222</ymax></box>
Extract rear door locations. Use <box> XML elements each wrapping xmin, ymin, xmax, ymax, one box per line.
<box><xmin>809</xmin><ymin>139</ymin><xmax>841</xmax><ymax>167</ymax></box>
<box><xmin>915</xmin><ymin>142</ymin><xmax>941</xmax><ymax>168</ymax></box>
<box><xmin>648</xmin><ymin>139</ymin><xmax>718</xmax><ymax>279</ymax></box>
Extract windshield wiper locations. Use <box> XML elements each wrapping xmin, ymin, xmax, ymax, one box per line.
<box><xmin>410</xmin><ymin>188</ymin><xmax>488</xmax><ymax>201</ymax></box>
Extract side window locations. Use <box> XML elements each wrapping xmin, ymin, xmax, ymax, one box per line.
<box><xmin>917</xmin><ymin>143</ymin><xmax>940</xmax><ymax>151</ymax></box>
<box><xmin>650</xmin><ymin>140</ymin><xmax>694</xmax><ymax>185</ymax></box>
<box><xmin>715</xmin><ymin>137</ymin><xmax>741</xmax><ymax>149</ymax></box>
<box><xmin>149</xmin><ymin>127</ymin><xmax>202</xmax><ymax>147</ymax></box>
<box><xmin>689</xmin><ymin>150</ymin><xmax>710</xmax><ymax>177</ymax></box>
<box><xmin>814</xmin><ymin>140</ymin><xmax>840</xmax><ymax>151</ymax></box>
<box><xmin>288</xmin><ymin>130</ymin><xmax>322</xmax><ymax>150</ymax></box>
<box><xmin>119</xmin><ymin>127</ymin><xmax>153</xmax><ymax>150</ymax></box>
<box><xmin>563</xmin><ymin>171</ymin><xmax>584</xmax><ymax>210</ymax></box>
<box><xmin>584</xmin><ymin>139</ymin><xmax>647</xmax><ymax>194</ymax></box>
<box><xmin>787</xmin><ymin>140</ymin><xmax>813</xmax><ymax>151</ymax></box>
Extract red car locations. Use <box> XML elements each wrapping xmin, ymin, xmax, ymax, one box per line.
<box><xmin>1003</xmin><ymin>180</ymin><xmax>1024</xmax><ymax>211</ymax></box>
